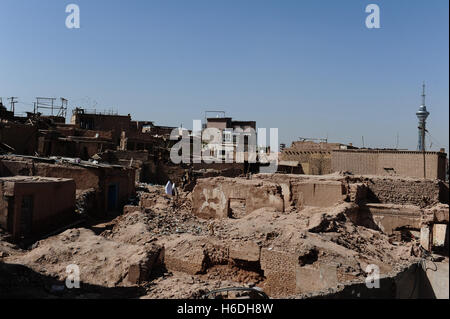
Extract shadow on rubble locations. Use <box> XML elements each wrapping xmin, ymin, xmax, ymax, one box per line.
<box><xmin>347</xmin><ymin>204</ymin><xmax>383</xmax><ymax>233</ymax></box>
<box><xmin>309</xmin><ymin>263</ymin><xmax>437</xmax><ymax>299</ymax></box>
<box><xmin>0</xmin><ymin>262</ymin><xmax>146</xmax><ymax>299</ymax></box>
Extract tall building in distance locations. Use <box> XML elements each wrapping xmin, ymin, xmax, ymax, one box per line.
<box><xmin>416</xmin><ymin>82</ymin><xmax>430</xmax><ymax>151</ymax></box>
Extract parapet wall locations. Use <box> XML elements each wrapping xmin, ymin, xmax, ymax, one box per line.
<box><xmin>332</xmin><ymin>150</ymin><xmax>447</xmax><ymax>180</ymax></box>
<box><xmin>348</xmin><ymin>176</ymin><xmax>446</xmax><ymax>206</ymax></box>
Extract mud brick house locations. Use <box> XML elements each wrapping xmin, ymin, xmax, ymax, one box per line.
<box><xmin>280</xmin><ymin>140</ymin><xmax>357</xmax><ymax>175</ymax></box>
<box><xmin>0</xmin><ymin>176</ymin><xmax>76</xmax><ymax>243</ymax></box>
<box><xmin>119</xmin><ymin>129</ymin><xmax>172</xmax><ymax>153</ymax></box>
<box><xmin>139</xmin><ymin>121</ymin><xmax>177</xmax><ymax>137</ymax></box>
<box><xmin>0</xmin><ymin>155</ymin><xmax>135</xmax><ymax>217</ymax></box>
<box><xmin>38</xmin><ymin>126</ymin><xmax>116</xmax><ymax>159</ymax></box>
<box><xmin>0</xmin><ymin>122</ymin><xmax>38</xmax><ymax>155</ymax></box>
<box><xmin>70</xmin><ymin>108</ymin><xmax>133</xmax><ymax>145</ymax></box>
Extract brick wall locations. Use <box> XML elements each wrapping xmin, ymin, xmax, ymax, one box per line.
<box><xmin>332</xmin><ymin>150</ymin><xmax>447</xmax><ymax>180</ymax></box>
<box><xmin>349</xmin><ymin>176</ymin><xmax>445</xmax><ymax>206</ymax></box>
<box><xmin>280</xmin><ymin>150</ymin><xmax>332</xmax><ymax>175</ymax></box>
<box><xmin>0</xmin><ymin>157</ymin><xmax>136</xmax><ymax>217</ymax></box>
<box><xmin>0</xmin><ymin>177</ymin><xmax>76</xmax><ymax>242</ymax></box>
<box><xmin>0</xmin><ymin>123</ymin><xmax>38</xmax><ymax>155</ymax></box>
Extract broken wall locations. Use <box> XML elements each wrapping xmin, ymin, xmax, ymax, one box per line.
<box><xmin>191</xmin><ymin>177</ymin><xmax>284</xmax><ymax>219</ymax></box>
<box><xmin>356</xmin><ymin>176</ymin><xmax>445</xmax><ymax>206</ymax></box>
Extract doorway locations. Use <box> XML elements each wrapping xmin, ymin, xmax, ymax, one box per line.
<box><xmin>20</xmin><ymin>195</ymin><xmax>34</xmax><ymax>240</ymax></box>
<box><xmin>107</xmin><ymin>184</ymin><xmax>119</xmax><ymax>212</ymax></box>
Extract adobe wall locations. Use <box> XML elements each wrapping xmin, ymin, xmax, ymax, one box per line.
<box><xmin>290</xmin><ymin>141</ymin><xmax>345</xmax><ymax>151</ymax></box>
<box><xmin>0</xmin><ymin>178</ymin><xmax>76</xmax><ymax>241</ymax></box>
<box><xmin>0</xmin><ymin>123</ymin><xmax>38</xmax><ymax>155</ymax></box>
<box><xmin>71</xmin><ymin>112</ymin><xmax>134</xmax><ymax>146</ymax></box>
<box><xmin>34</xmin><ymin>164</ymin><xmax>100</xmax><ymax>190</ymax></box>
<box><xmin>14</xmin><ymin>180</ymin><xmax>76</xmax><ymax>240</ymax></box>
<box><xmin>229</xmin><ymin>173</ymin><xmax>445</xmax><ymax>208</ymax></box>
<box><xmin>38</xmin><ymin>138</ymin><xmax>77</xmax><ymax>158</ymax></box>
<box><xmin>0</xmin><ymin>158</ymin><xmax>34</xmax><ymax>176</ymax></box>
<box><xmin>356</xmin><ymin>204</ymin><xmax>422</xmax><ymax>234</ymax></box>
<box><xmin>290</xmin><ymin>181</ymin><xmax>346</xmax><ymax>208</ymax></box>
<box><xmin>55</xmin><ymin>127</ymin><xmax>113</xmax><ymax>140</ymax></box>
<box><xmin>191</xmin><ymin>175</ymin><xmax>348</xmax><ymax>219</ymax></box>
<box><xmin>0</xmin><ymin>158</ymin><xmax>100</xmax><ymax>190</ymax></box>
<box><xmin>0</xmin><ymin>190</ymin><xmax>11</xmax><ymax>231</ymax></box>
<box><xmin>259</xmin><ymin>247</ymin><xmax>342</xmax><ymax>296</ymax></box>
<box><xmin>149</xmin><ymin>162</ymin><xmax>186</xmax><ymax>185</ymax></box>
<box><xmin>332</xmin><ymin>150</ymin><xmax>447</xmax><ymax>180</ymax></box>
<box><xmin>191</xmin><ymin>177</ymin><xmax>284</xmax><ymax>219</ymax></box>
<box><xmin>145</xmin><ymin>162</ymin><xmax>249</xmax><ymax>186</ymax></box>
<box><xmin>162</xmin><ymin>233</ymin><xmax>346</xmax><ymax>297</ymax></box>
<box><xmin>100</xmin><ymin>150</ymin><xmax>150</xmax><ymax>163</ymax></box>
<box><xmin>0</xmin><ymin>157</ymin><xmax>135</xmax><ymax>217</ymax></box>
<box><xmin>306</xmin><ymin>263</ymin><xmax>421</xmax><ymax>299</ymax></box>
<box><xmin>353</xmin><ymin>176</ymin><xmax>444</xmax><ymax>206</ymax></box>
<box><xmin>253</xmin><ymin>174</ymin><xmax>347</xmax><ymax>208</ymax></box>
<box><xmin>98</xmin><ymin>167</ymin><xmax>136</xmax><ymax>214</ymax></box>
<box><xmin>163</xmin><ymin>236</ymin><xmax>229</xmax><ymax>275</ymax></box>
<box><xmin>193</xmin><ymin>162</ymin><xmax>248</xmax><ymax>177</ymax></box>
<box><xmin>280</xmin><ymin>150</ymin><xmax>332</xmax><ymax>175</ymax></box>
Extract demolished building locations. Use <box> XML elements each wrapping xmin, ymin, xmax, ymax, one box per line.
<box><xmin>0</xmin><ymin>99</ymin><xmax>448</xmax><ymax>300</ymax></box>
<box><xmin>181</xmin><ymin>173</ymin><xmax>449</xmax><ymax>297</ymax></box>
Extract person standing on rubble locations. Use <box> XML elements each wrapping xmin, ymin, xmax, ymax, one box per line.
<box><xmin>165</xmin><ymin>180</ymin><xmax>173</xmax><ymax>195</ymax></box>
<box><xmin>165</xmin><ymin>179</ymin><xmax>178</xmax><ymax>197</ymax></box>
<box><xmin>172</xmin><ymin>183</ymin><xmax>178</xmax><ymax>197</ymax></box>
<box><xmin>181</xmin><ymin>169</ymin><xmax>188</xmax><ymax>188</ymax></box>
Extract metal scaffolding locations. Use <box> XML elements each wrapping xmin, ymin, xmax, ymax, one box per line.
<box><xmin>34</xmin><ymin>97</ymin><xmax>68</xmax><ymax>118</ymax></box>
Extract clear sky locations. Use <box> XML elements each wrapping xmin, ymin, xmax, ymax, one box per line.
<box><xmin>0</xmin><ymin>0</ymin><xmax>448</xmax><ymax>151</ymax></box>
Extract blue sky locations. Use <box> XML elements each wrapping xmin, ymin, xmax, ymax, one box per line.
<box><xmin>0</xmin><ymin>0</ymin><xmax>448</xmax><ymax>151</ymax></box>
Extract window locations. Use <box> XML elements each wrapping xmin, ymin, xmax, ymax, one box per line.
<box><xmin>223</xmin><ymin>131</ymin><xmax>232</xmax><ymax>143</ymax></box>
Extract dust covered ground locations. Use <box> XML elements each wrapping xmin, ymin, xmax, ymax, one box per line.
<box><xmin>0</xmin><ymin>183</ymin><xmax>428</xmax><ymax>299</ymax></box>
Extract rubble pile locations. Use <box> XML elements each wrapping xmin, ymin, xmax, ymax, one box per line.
<box><xmin>0</xmin><ymin>173</ymin><xmax>448</xmax><ymax>299</ymax></box>
<box><xmin>105</xmin><ymin>185</ymin><xmax>207</xmax><ymax>241</ymax></box>
<box><xmin>0</xmin><ymin>229</ymin><xmax>20</xmax><ymax>259</ymax></box>
<box><xmin>75</xmin><ymin>188</ymin><xmax>96</xmax><ymax>215</ymax></box>
<box><xmin>5</xmin><ymin>228</ymin><xmax>163</xmax><ymax>288</ymax></box>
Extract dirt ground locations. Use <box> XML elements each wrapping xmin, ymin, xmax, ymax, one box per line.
<box><xmin>0</xmin><ymin>183</ymin><xmax>432</xmax><ymax>299</ymax></box>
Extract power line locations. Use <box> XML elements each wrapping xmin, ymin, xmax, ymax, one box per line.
<box><xmin>426</xmin><ymin>131</ymin><xmax>444</xmax><ymax>149</ymax></box>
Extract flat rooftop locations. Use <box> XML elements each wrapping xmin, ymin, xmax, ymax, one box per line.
<box><xmin>0</xmin><ymin>176</ymin><xmax>73</xmax><ymax>183</ymax></box>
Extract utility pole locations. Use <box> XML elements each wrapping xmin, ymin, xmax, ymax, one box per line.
<box><xmin>8</xmin><ymin>97</ymin><xmax>18</xmax><ymax>113</ymax></box>
<box><xmin>395</xmin><ymin>132</ymin><xmax>399</xmax><ymax>149</ymax></box>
